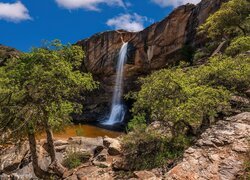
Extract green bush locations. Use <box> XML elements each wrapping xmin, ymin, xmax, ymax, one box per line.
<box><xmin>191</xmin><ymin>54</ymin><xmax>250</xmax><ymax>93</ymax></box>
<box><xmin>193</xmin><ymin>50</ymin><xmax>208</xmax><ymax>61</ymax></box>
<box><xmin>127</xmin><ymin>113</ymin><xmax>147</xmax><ymax>131</ymax></box>
<box><xmin>63</xmin><ymin>151</ymin><xmax>91</xmax><ymax>169</ymax></box>
<box><xmin>122</xmin><ymin>129</ymin><xmax>190</xmax><ymax>170</ymax></box>
<box><xmin>225</xmin><ymin>36</ymin><xmax>250</xmax><ymax>56</ymax></box>
<box><xmin>130</xmin><ymin>67</ymin><xmax>231</xmax><ymax>137</ymax></box>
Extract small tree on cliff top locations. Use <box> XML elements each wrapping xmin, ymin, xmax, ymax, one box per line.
<box><xmin>199</xmin><ymin>0</ymin><xmax>250</xmax><ymax>40</ymax></box>
<box><xmin>0</xmin><ymin>40</ymin><xmax>98</xmax><ymax>178</ymax></box>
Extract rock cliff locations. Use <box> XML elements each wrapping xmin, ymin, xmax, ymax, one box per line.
<box><xmin>76</xmin><ymin>0</ymin><xmax>227</xmax><ymax>122</ymax></box>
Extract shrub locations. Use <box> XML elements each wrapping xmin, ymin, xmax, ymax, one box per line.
<box><xmin>127</xmin><ymin>113</ymin><xmax>147</xmax><ymax>131</ymax></box>
<box><xmin>122</xmin><ymin>129</ymin><xmax>190</xmax><ymax>170</ymax></box>
<box><xmin>225</xmin><ymin>36</ymin><xmax>250</xmax><ymax>56</ymax></box>
<box><xmin>63</xmin><ymin>151</ymin><xmax>91</xmax><ymax>169</ymax></box>
<box><xmin>191</xmin><ymin>54</ymin><xmax>250</xmax><ymax>93</ymax></box>
<box><xmin>193</xmin><ymin>50</ymin><xmax>208</xmax><ymax>62</ymax></box>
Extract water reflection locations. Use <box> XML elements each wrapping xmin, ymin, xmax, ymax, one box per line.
<box><xmin>37</xmin><ymin>124</ymin><xmax>122</xmax><ymax>140</ymax></box>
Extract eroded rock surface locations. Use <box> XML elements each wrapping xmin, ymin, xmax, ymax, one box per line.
<box><xmin>166</xmin><ymin>112</ymin><xmax>250</xmax><ymax>180</ymax></box>
<box><xmin>0</xmin><ymin>136</ymin><xmax>122</xmax><ymax>179</ymax></box>
<box><xmin>0</xmin><ymin>112</ymin><xmax>249</xmax><ymax>179</ymax></box>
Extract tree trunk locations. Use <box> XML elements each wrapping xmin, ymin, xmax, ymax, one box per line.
<box><xmin>44</xmin><ymin>120</ymin><xmax>66</xmax><ymax>177</ymax></box>
<box><xmin>28</xmin><ymin>132</ymin><xmax>50</xmax><ymax>179</ymax></box>
<box><xmin>44</xmin><ymin>120</ymin><xmax>56</xmax><ymax>162</ymax></box>
<box><xmin>198</xmin><ymin>115</ymin><xmax>211</xmax><ymax>135</ymax></box>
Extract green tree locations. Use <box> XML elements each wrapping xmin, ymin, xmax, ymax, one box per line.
<box><xmin>0</xmin><ymin>41</ymin><xmax>97</xmax><ymax>178</ymax></box>
<box><xmin>225</xmin><ymin>36</ymin><xmax>250</xmax><ymax>56</ymax></box>
<box><xmin>199</xmin><ymin>0</ymin><xmax>250</xmax><ymax>40</ymax></box>
<box><xmin>129</xmin><ymin>53</ymin><xmax>250</xmax><ymax>135</ymax></box>
<box><xmin>191</xmin><ymin>54</ymin><xmax>250</xmax><ymax>93</ymax></box>
<box><xmin>130</xmin><ymin>68</ymin><xmax>231</xmax><ymax>136</ymax></box>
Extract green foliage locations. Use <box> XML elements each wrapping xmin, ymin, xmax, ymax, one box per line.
<box><xmin>130</xmin><ymin>66</ymin><xmax>231</xmax><ymax>135</ymax></box>
<box><xmin>127</xmin><ymin>113</ymin><xmax>147</xmax><ymax>131</ymax></box>
<box><xmin>199</xmin><ymin>0</ymin><xmax>250</xmax><ymax>40</ymax></box>
<box><xmin>193</xmin><ymin>42</ymin><xmax>220</xmax><ymax>62</ymax></box>
<box><xmin>0</xmin><ymin>40</ymin><xmax>98</xmax><ymax>142</ymax></box>
<box><xmin>193</xmin><ymin>50</ymin><xmax>208</xmax><ymax>62</ymax></box>
<box><xmin>129</xmin><ymin>52</ymin><xmax>250</xmax><ymax>138</ymax></box>
<box><xmin>191</xmin><ymin>54</ymin><xmax>250</xmax><ymax>93</ymax></box>
<box><xmin>63</xmin><ymin>151</ymin><xmax>91</xmax><ymax>169</ymax></box>
<box><xmin>226</xmin><ymin>36</ymin><xmax>250</xmax><ymax>56</ymax></box>
<box><xmin>122</xmin><ymin>129</ymin><xmax>190</xmax><ymax>170</ymax></box>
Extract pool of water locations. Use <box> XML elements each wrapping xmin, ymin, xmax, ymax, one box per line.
<box><xmin>37</xmin><ymin>124</ymin><xmax>123</xmax><ymax>140</ymax></box>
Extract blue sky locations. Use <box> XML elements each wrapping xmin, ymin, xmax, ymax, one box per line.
<box><xmin>0</xmin><ymin>0</ymin><xmax>200</xmax><ymax>52</ymax></box>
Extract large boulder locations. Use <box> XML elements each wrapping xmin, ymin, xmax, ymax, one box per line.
<box><xmin>67</xmin><ymin>136</ymin><xmax>103</xmax><ymax>153</ymax></box>
<box><xmin>103</xmin><ymin>136</ymin><xmax>122</xmax><ymax>156</ymax></box>
<box><xmin>134</xmin><ymin>171</ymin><xmax>159</xmax><ymax>180</ymax></box>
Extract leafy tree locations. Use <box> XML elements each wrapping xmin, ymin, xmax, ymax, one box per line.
<box><xmin>199</xmin><ymin>0</ymin><xmax>250</xmax><ymax>40</ymax></box>
<box><xmin>225</xmin><ymin>36</ymin><xmax>250</xmax><ymax>56</ymax></box>
<box><xmin>191</xmin><ymin>54</ymin><xmax>250</xmax><ymax>93</ymax></box>
<box><xmin>130</xmin><ymin>68</ymin><xmax>231</xmax><ymax>136</ymax></box>
<box><xmin>0</xmin><ymin>41</ymin><xmax>97</xmax><ymax>178</ymax></box>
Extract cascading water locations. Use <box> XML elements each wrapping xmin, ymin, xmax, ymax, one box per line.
<box><xmin>103</xmin><ymin>42</ymin><xmax>128</xmax><ymax>125</ymax></box>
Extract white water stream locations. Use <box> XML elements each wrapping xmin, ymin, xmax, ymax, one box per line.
<box><xmin>103</xmin><ymin>42</ymin><xmax>128</xmax><ymax>125</ymax></box>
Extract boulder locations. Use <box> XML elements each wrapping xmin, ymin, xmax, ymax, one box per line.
<box><xmin>103</xmin><ymin>137</ymin><xmax>122</xmax><ymax>156</ymax></box>
<box><xmin>112</xmin><ymin>157</ymin><xmax>129</xmax><ymax>171</ymax></box>
<box><xmin>134</xmin><ymin>171</ymin><xmax>158</xmax><ymax>180</ymax></box>
<box><xmin>54</xmin><ymin>140</ymin><xmax>69</xmax><ymax>146</ymax></box>
<box><xmin>245</xmin><ymin>89</ymin><xmax>250</xmax><ymax>97</ymax></box>
<box><xmin>94</xmin><ymin>145</ymin><xmax>104</xmax><ymax>156</ymax></box>
<box><xmin>95</xmin><ymin>149</ymin><xmax>108</xmax><ymax>162</ymax></box>
<box><xmin>68</xmin><ymin>137</ymin><xmax>103</xmax><ymax>153</ymax></box>
<box><xmin>0</xmin><ymin>142</ymin><xmax>30</xmax><ymax>173</ymax></box>
<box><xmin>92</xmin><ymin>160</ymin><xmax>111</xmax><ymax>168</ymax></box>
<box><xmin>108</xmin><ymin>141</ymin><xmax>122</xmax><ymax>156</ymax></box>
<box><xmin>103</xmin><ymin>136</ymin><xmax>116</xmax><ymax>148</ymax></box>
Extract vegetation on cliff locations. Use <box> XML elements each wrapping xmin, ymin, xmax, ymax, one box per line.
<box><xmin>123</xmin><ymin>0</ymin><xmax>250</xmax><ymax>170</ymax></box>
<box><xmin>0</xmin><ymin>41</ymin><xmax>97</xmax><ymax>178</ymax></box>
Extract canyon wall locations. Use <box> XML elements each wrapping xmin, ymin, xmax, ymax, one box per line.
<box><xmin>76</xmin><ymin>0</ymin><xmax>227</xmax><ymax>122</ymax></box>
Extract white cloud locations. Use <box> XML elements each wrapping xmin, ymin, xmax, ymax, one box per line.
<box><xmin>106</xmin><ymin>13</ymin><xmax>152</xmax><ymax>32</ymax></box>
<box><xmin>0</xmin><ymin>1</ymin><xmax>31</xmax><ymax>22</ymax></box>
<box><xmin>151</xmin><ymin>0</ymin><xmax>201</xmax><ymax>7</ymax></box>
<box><xmin>55</xmin><ymin>0</ymin><xmax>125</xmax><ymax>11</ymax></box>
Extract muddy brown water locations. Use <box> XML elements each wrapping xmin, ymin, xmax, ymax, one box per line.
<box><xmin>37</xmin><ymin>124</ymin><xmax>123</xmax><ymax>140</ymax></box>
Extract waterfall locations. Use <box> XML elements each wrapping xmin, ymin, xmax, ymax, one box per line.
<box><xmin>103</xmin><ymin>42</ymin><xmax>128</xmax><ymax>125</ymax></box>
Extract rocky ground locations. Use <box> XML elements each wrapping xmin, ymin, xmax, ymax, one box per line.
<box><xmin>0</xmin><ymin>112</ymin><xmax>249</xmax><ymax>180</ymax></box>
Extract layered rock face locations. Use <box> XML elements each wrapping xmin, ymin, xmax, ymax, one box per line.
<box><xmin>76</xmin><ymin>0</ymin><xmax>227</xmax><ymax>122</ymax></box>
<box><xmin>166</xmin><ymin>112</ymin><xmax>250</xmax><ymax>180</ymax></box>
